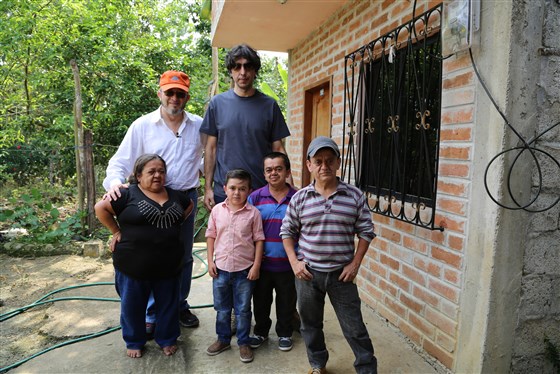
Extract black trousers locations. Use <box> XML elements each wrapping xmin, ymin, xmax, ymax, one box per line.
<box><xmin>252</xmin><ymin>269</ymin><xmax>297</xmax><ymax>338</ymax></box>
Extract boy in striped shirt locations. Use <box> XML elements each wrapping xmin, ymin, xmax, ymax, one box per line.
<box><xmin>280</xmin><ymin>136</ymin><xmax>378</xmax><ymax>374</ymax></box>
<box><xmin>248</xmin><ymin>152</ymin><xmax>298</xmax><ymax>352</ymax></box>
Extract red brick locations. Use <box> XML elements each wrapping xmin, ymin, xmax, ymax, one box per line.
<box><xmin>371</xmin><ymin>259</ymin><xmax>387</xmax><ymax>279</ymax></box>
<box><xmin>414</xmin><ymin>256</ymin><xmax>442</xmax><ymax>278</ymax></box>
<box><xmin>448</xmin><ymin>234</ymin><xmax>464</xmax><ymax>251</ymax></box>
<box><xmin>416</xmin><ymin>227</ymin><xmax>444</xmax><ymax>244</ymax></box>
<box><xmin>394</xmin><ymin>219</ymin><xmax>415</xmax><ymax>234</ymax></box>
<box><xmin>431</xmin><ymin>245</ymin><xmax>462</xmax><ymax>269</ymax></box>
<box><xmin>436</xmin><ymin>331</ymin><xmax>457</xmax><ymax>353</ymax></box>
<box><xmin>439</xmin><ymin>146</ymin><xmax>471</xmax><ymax>160</ymax></box>
<box><xmin>423</xmin><ymin>338</ymin><xmax>454</xmax><ymax>369</ymax></box>
<box><xmin>377</xmin><ymin>303</ymin><xmax>400</xmax><ymax>326</ymax></box>
<box><xmin>440</xmin><ymin>298</ymin><xmax>459</xmax><ymax>320</ymax></box>
<box><xmin>442</xmin><ymin>71</ymin><xmax>474</xmax><ymax>89</ymax></box>
<box><xmin>390</xmin><ymin>1</ymin><xmax>409</xmax><ymax>18</ymax></box>
<box><xmin>439</xmin><ymin>163</ymin><xmax>469</xmax><ymax>178</ymax></box>
<box><xmin>402</xmin><ymin>263</ymin><xmax>427</xmax><ymax>286</ymax></box>
<box><xmin>441</xmin><ymin>107</ymin><xmax>474</xmax><ymax>125</ymax></box>
<box><xmin>425</xmin><ymin>307</ymin><xmax>458</xmax><ymax>337</ymax></box>
<box><xmin>440</xmin><ymin>127</ymin><xmax>472</xmax><ymax>141</ymax></box>
<box><xmin>362</xmin><ymin>281</ymin><xmax>383</xmax><ymax>302</ymax></box>
<box><xmin>443</xmin><ymin>53</ymin><xmax>471</xmax><ymax>73</ymax></box>
<box><xmin>436</xmin><ymin>214</ymin><xmax>466</xmax><ymax>234</ymax></box>
<box><xmin>380</xmin><ymin>253</ymin><xmax>400</xmax><ymax>271</ymax></box>
<box><xmin>441</xmin><ymin>87</ymin><xmax>475</xmax><ymax>107</ymax></box>
<box><xmin>381</xmin><ymin>226</ymin><xmax>402</xmax><ymax>243</ymax></box>
<box><xmin>444</xmin><ymin>268</ymin><xmax>461</xmax><ymax>286</ymax></box>
<box><xmin>384</xmin><ymin>295</ymin><xmax>407</xmax><ymax>317</ymax></box>
<box><xmin>437</xmin><ymin>197</ymin><xmax>466</xmax><ymax>215</ymax></box>
<box><xmin>437</xmin><ymin>180</ymin><xmax>467</xmax><ymax>197</ymax></box>
<box><xmin>389</xmin><ymin>271</ymin><xmax>411</xmax><ymax>292</ymax></box>
<box><xmin>389</xmin><ymin>245</ymin><xmax>413</xmax><ymax>264</ymax></box>
<box><xmin>400</xmin><ymin>292</ymin><xmax>424</xmax><ymax>314</ymax></box>
<box><xmin>428</xmin><ymin>277</ymin><xmax>459</xmax><ymax>303</ymax></box>
<box><xmin>398</xmin><ymin>319</ymin><xmax>422</xmax><ymax>345</ymax></box>
<box><xmin>413</xmin><ymin>285</ymin><xmax>439</xmax><ymax>308</ymax></box>
<box><xmin>360</xmin><ymin>288</ymin><xmax>379</xmax><ymax>310</ymax></box>
<box><xmin>403</xmin><ymin>236</ymin><xmax>428</xmax><ymax>254</ymax></box>
<box><xmin>379</xmin><ymin>278</ymin><xmax>398</xmax><ymax>297</ymax></box>
<box><xmin>409</xmin><ymin>312</ymin><xmax>436</xmax><ymax>338</ymax></box>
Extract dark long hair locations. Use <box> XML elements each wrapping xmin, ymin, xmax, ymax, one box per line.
<box><xmin>225</xmin><ymin>44</ymin><xmax>261</xmax><ymax>74</ymax></box>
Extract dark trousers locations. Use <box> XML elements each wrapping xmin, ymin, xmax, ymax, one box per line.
<box><xmin>296</xmin><ymin>267</ymin><xmax>377</xmax><ymax>374</ymax></box>
<box><xmin>253</xmin><ymin>269</ymin><xmax>297</xmax><ymax>338</ymax></box>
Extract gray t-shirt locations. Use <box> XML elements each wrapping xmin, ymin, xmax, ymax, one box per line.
<box><xmin>200</xmin><ymin>89</ymin><xmax>290</xmax><ymax>199</ymax></box>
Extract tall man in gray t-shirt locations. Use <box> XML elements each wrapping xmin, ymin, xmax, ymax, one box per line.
<box><xmin>200</xmin><ymin>44</ymin><xmax>291</xmax><ymax>211</ymax></box>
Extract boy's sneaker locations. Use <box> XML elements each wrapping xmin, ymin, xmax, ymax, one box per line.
<box><xmin>239</xmin><ymin>345</ymin><xmax>254</xmax><ymax>363</ymax></box>
<box><xmin>278</xmin><ymin>336</ymin><xmax>293</xmax><ymax>351</ymax></box>
<box><xmin>249</xmin><ymin>335</ymin><xmax>268</xmax><ymax>348</ymax></box>
<box><xmin>206</xmin><ymin>340</ymin><xmax>231</xmax><ymax>356</ymax></box>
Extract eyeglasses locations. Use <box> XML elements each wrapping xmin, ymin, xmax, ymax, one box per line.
<box><xmin>232</xmin><ymin>62</ymin><xmax>254</xmax><ymax>72</ymax></box>
<box><xmin>163</xmin><ymin>90</ymin><xmax>187</xmax><ymax>99</ymax></box>
<box><xmin>265</xmin><ymin>166</ymin><xmax>285</xmax><ymax>174</ymax></box>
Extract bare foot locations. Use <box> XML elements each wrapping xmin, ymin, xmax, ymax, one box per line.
<box><xmin>162</xmin><ymin>345</ymin><xmax>178</xmax><ymax>356</ymax></box>
<box><xmin>127</xmin><ymin>349</ymin><xmax>142</xmax><ymax>358</ymax></box>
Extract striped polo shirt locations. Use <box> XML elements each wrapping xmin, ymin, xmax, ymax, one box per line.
<box><xmin>280</xmin><ymin>179</ymin><xmax>375</xmax><ymax>272</ymax></box>
<box><xmin>249</xmin><ymin>184</ymin><xmax>298</xmax><ymax>272</ymax></box>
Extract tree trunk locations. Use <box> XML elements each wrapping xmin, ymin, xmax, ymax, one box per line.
<box><xmin>70</xmin><ymin>59</ymin><xmax>85</xmax><ymax>220</ymax></box>
<box><xmin>84</xmin><ymin>130</ymin><xmax>96</xmax><ymax>233</ymax></box>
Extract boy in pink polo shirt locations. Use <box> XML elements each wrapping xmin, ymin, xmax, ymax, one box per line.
<box><xmin>205</xmin><ymin>169</ymin><xmax>265</xmax><ymax>363</ymax></box>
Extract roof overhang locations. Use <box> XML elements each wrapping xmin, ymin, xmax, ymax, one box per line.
<box><xmin>211</xmin><ymin>0</ymin><xmax>349</xmax><ymax>52</ymax></box>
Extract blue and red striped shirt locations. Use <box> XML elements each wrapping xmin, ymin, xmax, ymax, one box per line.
<box><xmin>249</xmin><ymin>184</ymin><xmax>298</xmax><ymax>272</ymax></box>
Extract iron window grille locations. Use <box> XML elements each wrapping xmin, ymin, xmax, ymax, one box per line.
<box><xmin>342</xmin><ymin>4</ymin><xmax>444</xmax><ymax>231</ymax></box>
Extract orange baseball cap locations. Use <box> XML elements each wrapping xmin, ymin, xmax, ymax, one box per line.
<box><xmin>159</xmin><ymin>70</ymin><xmax>190</xmax><ymax>92</ymax></box>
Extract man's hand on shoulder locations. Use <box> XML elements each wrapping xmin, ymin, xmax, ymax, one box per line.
<box><xmin>104</xmin><ymin>183</ymin><xmax>129</xmax><ymax>201</ymax></box>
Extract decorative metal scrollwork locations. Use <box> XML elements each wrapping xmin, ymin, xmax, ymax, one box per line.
<box><xmin>415</xmin><ymin>110</ymin><xmax>431</xmax><ymax>130</ymax></box>
<box><xmin>387</xmin><ymin>115</ymin><xmax>400</xmax><ymax>133</ymax></box>
<box><xmin>364</xmin><ymin>117</ymin><xmax>375</xmax><ymax>134</ymax></box>
<box><xmin>348</xmin><ymin>120</ymin><xmax>357</xmax><ymax>136</ymax></box>
<box><xmin>412</xmin><ymin>202</ymin><xmax>426</xmax><ymax>211</ymax></box>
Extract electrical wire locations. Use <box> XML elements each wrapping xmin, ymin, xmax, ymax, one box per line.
<box><xmin>0</xmin><ymin>247</ymin><xmax>211</xmax><ymax>373</ymax></box>
<box><xmin>469</xmin><ymin>48</ymin><xmax>560</xmax><ymax>212</ymax></box>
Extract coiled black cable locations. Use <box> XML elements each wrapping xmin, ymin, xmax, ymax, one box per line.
<box><xmin>469</xmin><ymin>48</ymin><xmax>560</xmax><ymax>212</ymax></box>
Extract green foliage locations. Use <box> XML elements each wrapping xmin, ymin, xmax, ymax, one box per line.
<box><xmin>257</xmin><ymin>56</ymin><xmax>288</xmax><ymax>116</ymax></box>
<box><xmin>0</xmin><ymin>0</ymin><xmax>230</xmax><ymax>185</ymax></box>
<box><xmin>0</xmin><ymin>183</ymin><xmax>86</xmax><ymax>244</ymax></box>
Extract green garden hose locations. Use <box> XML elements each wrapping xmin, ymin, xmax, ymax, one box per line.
<box><xmin>0</xmin><ymin>246</ymin><xmax>211</xmax><ymax>373</ymax></box>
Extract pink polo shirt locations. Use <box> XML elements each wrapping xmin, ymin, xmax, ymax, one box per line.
<box><xmin>205</xmin><ymin>199</ymin><xmax>265</xmax><ymax>272</ymax></box>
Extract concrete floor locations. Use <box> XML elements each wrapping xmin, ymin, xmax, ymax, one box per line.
<box><xmin>10</xmin><ymin>244</ymin><xmax>441</xmax><ymax>374</ymax></box>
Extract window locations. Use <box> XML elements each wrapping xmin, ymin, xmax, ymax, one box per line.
<box><xmin>342</xmin><ymin>4</ymin><xmax>443</xmax><ymax>230</ymax></box>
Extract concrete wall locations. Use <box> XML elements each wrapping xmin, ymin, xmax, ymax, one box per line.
<box><xmin>510</xmin><ymin>0</ymin><xmax>560</xmax><ymax>372</ymax></box>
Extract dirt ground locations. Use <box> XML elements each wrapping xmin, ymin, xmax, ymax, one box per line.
<box><xmin>0</xmin><ymin>253</ymin><xmax>117</xmax><ymax>372</ymax></box>
<box><xmin>0</xmin><ymin>252</ymin><xmax>444</xmax><ymax>374</ymax></box>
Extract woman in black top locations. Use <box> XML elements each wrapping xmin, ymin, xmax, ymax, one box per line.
<box><xmin>95</xmin><ymin>154</ymin><xmax>193</xmax><ymax>358</ymax></box>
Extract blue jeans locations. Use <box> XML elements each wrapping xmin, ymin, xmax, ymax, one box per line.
<box><xmin>115</xmin><ymin>269</ymin><xmax>180</xmax><ymax>349</ymax></box>
<box><xmin>296</xmin><ymin>267</ymin><xmax>377</xmax><ymax>374</ymax></box>
<box><xmin>146</xmin><ymin>189</ymin><xmax>197</xmax><ymax>323</ymax></box>
<box><xmin>212</xmin><ymin>267</ymin><xmax>255</xmax><ymax>346</ymax></box>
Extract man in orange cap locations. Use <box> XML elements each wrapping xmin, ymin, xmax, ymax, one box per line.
<box><xmin>103</xmin><ymin>70</ymin><xmax>204</xmax><ymax>336</ymax></box>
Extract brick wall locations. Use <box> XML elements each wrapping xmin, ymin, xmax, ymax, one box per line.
<box><xmin>285</xmin><ymin>0</ymin><xmax>474</xmax><ymax>370</ymax></box>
